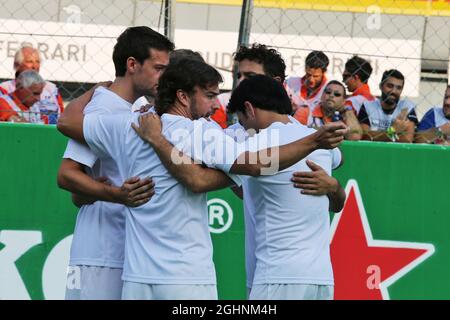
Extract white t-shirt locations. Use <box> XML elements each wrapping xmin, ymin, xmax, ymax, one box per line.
<box><xmin>62</xmin><ymin>87</ymin><xmax>132</xmax><ymax>268</ymax></box>
<box><xmin>83</xmin><ymin>112</ymin><xmax>243</xmax><ymax>284</ymax></box>
<box><xmin>226</xmin><ymin>118</ymin><xmax>341</xmax><ymax>288</ymax></box>
<box><xmin>131</xmin><ymin>96</ymin><xmax>150</xmax><ymax>113</ymax></box>
<box><xmin>225</xmin><ymin>123</ymin><xmax>256</xmax><ymax>289</ymax></box>
<box><xmin>245</xmin><ymin>120</ymin><xmax>334</xmax><ymax>286</ymax></box>
<box><xmin>358</xmin><ymin>98</ymin><xmax>418</xmax><ymax>131</ymax></box>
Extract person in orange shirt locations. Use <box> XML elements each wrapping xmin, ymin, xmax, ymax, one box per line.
<box><xmin>285</xmin><ymin>51</ymin><xmax>330</xmax><ymax>126</ymax></box>
<box><xmin>0</xmin><ymin>46</ymin><xmax>64</xmax><ymax>120</ymax></box>
<box><xmin>311</xmin><ymin>80</ymin><xmax>362</xmax><ymax>141</ymax></box>
<box><xmin>342</xmin><ymin>55</ymin><xmax>375</xmax><ymax>115</ymax></box>
<box><xmin>0</xmin><ymin>70</ymin><xmax>45</xmax><ymax>123</ymax></box>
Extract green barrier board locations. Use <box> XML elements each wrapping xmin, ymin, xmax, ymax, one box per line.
<box><xmin>0</xmin><ymin>123</ymin><xmax>449</xmax><ymax>299</ymax></box>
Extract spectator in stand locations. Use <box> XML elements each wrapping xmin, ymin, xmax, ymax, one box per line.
<box><xmin>415</xmin><ymin>85</ymin><xmax>450</xmax><ymax>145</ymax></box>
<box><xmin>358</xmin><ymin>69</ymin><xmax>418</xmax><ymax>143</ymax></box>
<box><xmin>0</xmin><ymin>70</ymin><xmax>46</xmax><ymax>123</ymax></box>
<box><xmin>343</xmin><ymin>55</ymin><xmax>375</xmax><ymax>114</ymax></box>
<box><xmin>0</xmin><ymin>46</ymin><xmax>64</xmax><ymax>123</ymax></box>
<box><xmin>311</xmin><ymin>80</ymin><xmax>362</xmax><ymax>140</ymax></box>
<box><xmin>210</xmin><ymin>43</ymin><xmax>287</xmax><ymax>129</ymax></box>
<box><xmin>285</xmin><ymin>51</ymin><xmax>330</xmax><ymax>126</ymax></box>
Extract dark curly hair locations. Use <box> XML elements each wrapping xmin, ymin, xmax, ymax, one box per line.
<box><xmin>234</xmin><ymin>43</ymin><xmax>287</xmax><ymax>82</ymax></box>
<box><xmin>155</xmin><ymin>59</ymin><xmax>223</xmax><ymax>115</ymax></box>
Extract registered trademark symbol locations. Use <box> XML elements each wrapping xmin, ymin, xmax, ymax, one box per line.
<box><xmin>207</xmin><ymin>198</ymin><xmax>233</xmax><ymax>234</ymax></box>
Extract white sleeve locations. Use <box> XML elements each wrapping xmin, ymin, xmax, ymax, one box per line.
<box><xmin>63</xmin><ymin>139</ymin><xmax>98</xmax><ymax>168</ymax></box>
<box><xmin>331</xmin><ymin>147</ymin><xmax>343</xmax><ymax>170</ymax></box>
<box><xmin>83</xmin><ymin>113</ymin><xmax>126</xmax><ymax>160</ymax></box>
<box><xmin>191</xmin><ymin>121</ymin><xmax>245</xmax><ymax>186</ymax></box>
<box><xmin>131</xmin><ymin>96</ymin><xmax>150</xmax><ymax>112</ymax></box>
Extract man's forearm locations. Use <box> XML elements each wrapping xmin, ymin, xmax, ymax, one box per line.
<box><xmin>57</xmin><ymin>160</ymin><xmax>121</xmax><ymax>203</ymax></box>
<box><xmin>362</xmin><ymin>130</ymin><xmax>392</xmax><ymax>142</ymax></box>
<box><xmin>343</xmin><ymin>111</ymin><xmax>362</xmax><ymax>141</ymax></box>
<box><xmin>327</xmin><ymin>180</ymin><xmax>346</xmax><ymax>212</ymax></box>
<box><xmin>397</xmin><ymin>132</ymin><xmax>414</xmax><ymax>143</ymax></box>
<box><xmin>150</xmin><ymin>136</ymin><xmax>235</xmax><ymax>193</ymax></box>
<box><xmin>415</xmin><ymin>128</ymin><xmax>440</xmax><ymax>143</ymax></box>
<box><xmin>230</xmin><ymin>132</ymin><xmax>318</xmax><ymax>176</ymax></box>
<box><xmin>71</xmin><ymin>193</ymin><xmax>96</xmax><ymax>208</ymax></box>
<box><xmin>57</xmin><ymin>89</ymin><xmax>95</xmax><ymax>142</ymax></box>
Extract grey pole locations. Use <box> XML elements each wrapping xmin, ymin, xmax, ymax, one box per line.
<box><xmin>164</xmin><ymin>0</ymin><xmax>175</xmax><ymax>41</ymax></box>
<box><xmin>233</xmin><ymin>0</ymin><xmax>254</xmax><ymax>89</ymax></box>
<box><xmin>228</xmin><ymin>0</ymin><xmax>253</xmax><ymax>125</ymax></box>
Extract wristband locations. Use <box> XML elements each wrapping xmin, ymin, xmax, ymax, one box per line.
<box><xmin>386</xmin><ymin>126</ymin><xmax>398</xmax><ymax>142</ymax></box>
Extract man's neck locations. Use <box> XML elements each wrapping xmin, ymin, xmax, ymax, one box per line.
<box><xmin>353</xmin><ymin>82</ymin><xmax>366</xmax><ymax>94</ymax></box>
<box><xmin>306</xmin><ymin>81</ymin><xmax>323</xmax><ymax>98</ymax></box>
<box><xmin>380</xmin><ymin>100</ymin><xmax>397</xmax><ymax>114</ymax></box>
<box><xmin>167</xmin><ymin>101</ymin><xmax>192</xmax><ymax>119</ymax></box>
<box><xmin>108</xmin><ymin>77</ymin><xmax>139</xmax><ymax>103</ymax></box>
<box><xmin>257</xmin><ymin>111</ymin><xmax>290</xmax><ymax>130</ymax></box>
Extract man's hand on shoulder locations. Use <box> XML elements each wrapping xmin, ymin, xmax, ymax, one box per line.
<box><xmin>132</xmin><ymin>113</ymin><xmax>163</xmax><ymax>146</ymax></box>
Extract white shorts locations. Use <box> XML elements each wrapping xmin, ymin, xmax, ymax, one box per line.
<box><xmin>121</xmin><ymin>281</ymin><xmax>218</xmax><ymax>300</ymax></box>
<box><xmin>249</xmin><ymin>284</ymin><xmax>334</xmax><ymax>300</ymax></box>
<box><xmin>65</xmin><ymin>265</ymin><xmax>123</xmax><ymax>300</ymax></box>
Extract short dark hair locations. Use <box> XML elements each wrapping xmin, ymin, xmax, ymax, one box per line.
<box><xmin>380</xmin><ymin>69</ymin><xmax>404</xmax><ymax>85</ymax></box>
<box><xmin>113</xmin><ymin>26</ymin><xmax>174</xmax><ymax>77</ymax></box>
<box><xmin>156</xmin><ymin>59</ymin><xmax>223</xmax><ymax>115</ymax></box>
<box><xmin>234</xmin><ymin>43</ymin><xmax>287</xmax><ymax>82</ymax></box>
<box><xmin>170</xmin><ymin>49</ymin><xmax>204</xmax><ymax>65</ymax></box>
<box><xmin>228</xmin><ymin>75</ymin><xmax>292</xmax><ymax>115</ymax></box>
<box><xmin>305</xmin><ymin>51</ymin><xmax>329</xmax><ymax>71</ymax></box>
<box><xmin>325</xmin><ymin>80</ymin><xmax>346</xmax><ymax>96</ymax></box>
<box><xmin>345</xmin><ymin>55</ymin><xmax>373</xmax><ymax>83</ymax></box>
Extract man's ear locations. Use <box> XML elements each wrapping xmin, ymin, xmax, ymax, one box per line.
<box><xmin>244</xmin><ymin>101</ymin><xmax>256</xmax><ymax>119</ymax></box>
<box><xmin>176</xmin><ymin>89</ymin><xmax>190</xmax><ymax>107</ymax></box>
<box><xmin>126</xmin><ymin>57</ymin><xmax>138</xmax><ymax>74</ymax></box>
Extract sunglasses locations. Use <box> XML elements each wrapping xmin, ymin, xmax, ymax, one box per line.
<box><xmin>324</xmin><ymin>90</ymin><xmax>343</xmax><ymax>97</ymax></box>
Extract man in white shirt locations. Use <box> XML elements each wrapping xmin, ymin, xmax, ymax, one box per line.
<box><xmin>58</xmin><ymin>59</ymin><xmax>348</xmax><ymax>300</ymax></box>
<box><xmin>224</xmin><ymin>75</ymin><xmax>345</xmax><ymax>299</ymax></box>
<box><xmin>222</xmin><ymin>44</ymin><xmax>345</xmax><ymax>297</ymax></box>
<box><xmin>358</xmin><ymin>69</ymin><xmax>418</xmax><ymax>143</ymax></box>
<box><xmin>56</xmin><ymin>26</ymin><xmax>174</xmax><ymax>300</ymax></box>
<box><xmin>415</xmin><ymin>85</ymin><xmax>450</xmax><ymax>144</ymax></box>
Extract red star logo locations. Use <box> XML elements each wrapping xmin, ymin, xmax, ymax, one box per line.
<box><xmin>330</xmin><ymin>180</ymin><xmax>435</xmax><ymax>300</ymax></box>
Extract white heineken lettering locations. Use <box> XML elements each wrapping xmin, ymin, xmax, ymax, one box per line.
<box><xmin>0</xmin><ymin>230</ymin><xmax>43</xmax><ymax>300</ymax></box>
<box><xmin>42</xmin><ymin>235</ymin><xmax>72</xmax><ymax>299</ymax></box>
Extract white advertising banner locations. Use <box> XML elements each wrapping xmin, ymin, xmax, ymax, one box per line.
<box><xmin>0</xmin><ymin>19</ymin><xmax>421</xmax><ymax>96</ymax></box>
